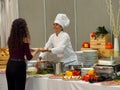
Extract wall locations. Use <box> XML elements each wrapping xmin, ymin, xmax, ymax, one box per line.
<box><xmin>18</xmin><ymin>0</ymin><xmax>110</xmax><ymax>51</ymax></box>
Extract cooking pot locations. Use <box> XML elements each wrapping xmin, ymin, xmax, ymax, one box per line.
<box><xmin>37</xmin><ymin>60</ymin><xmax>54</xmax><ymax>74</ymax></box>
<box><xmin>68</xmin><ymin>65</ymin><xmax>82</xmax><ymax>70</ymax></box>
<box><xmin>39</xmin><ymin>60</ymin><xmax>53</xmax><ymax>69</ymax></box>
<box><xmin>53</xmin><ymin>62</ymin><xmax>64</xmax><ymax>74</ymax></box>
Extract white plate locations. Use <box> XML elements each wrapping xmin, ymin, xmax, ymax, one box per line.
<box><xmin>28</xmin><ymin>60</ymin><xmax>37</xmax><ymax>64</ymax></box>
<box><xmin>75</xmin><ymin>51</ymin><xmax>83</xmax><ymax>53</ymax></box>
<box><xmin>83</xmin><ymin>50</ymin><xmax>97</xmax><ymax>52</ymax></box>
<box><xmin>34</xmin><ymin>74</ymin><xmax>53</xmax><ymax>78</ymax></box>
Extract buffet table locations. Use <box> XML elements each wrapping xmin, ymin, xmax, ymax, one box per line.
<box><xmin>1</xmin><ymin>73</ymin><xmax>120</xmax><ymax>90</ymax></box>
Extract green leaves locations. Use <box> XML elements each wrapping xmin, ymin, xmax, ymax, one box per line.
<box><xmin>94</xmin><ymin>26</ymin><xmax>109</xmax><ymax>39</ymax></box>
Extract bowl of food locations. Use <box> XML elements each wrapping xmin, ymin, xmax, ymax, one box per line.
<box><xmin>27</xmin><ymin>67</ymin><xmax>37</xmax><ymax>75</ymax></box>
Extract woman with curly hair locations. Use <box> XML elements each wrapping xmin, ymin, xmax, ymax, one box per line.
<box><xmin>6</xmin><ymin>18</ymin><xmax>40</xmax><ymax>90</ymax></box>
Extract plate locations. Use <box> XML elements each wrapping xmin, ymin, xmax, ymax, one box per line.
<box><xmin>49</xmin><ymin>74</ymin><xmax>63</xmax><ymax>79</ymax></box>
<box><xmin>28</xmin><ymin>60</ymin><xmax>37</xmax><ymax>64</ymax></box>
<box><xmin>83</xmin><ymin>50</ymin><xmax>97</xmax><ymax>52</ymax></box>
<box><xmin>34</xmin><ymin>74</ymin><xmax>53</xmax><ymax>78</ymax></box>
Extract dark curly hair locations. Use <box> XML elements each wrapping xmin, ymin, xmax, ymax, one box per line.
<box><xmin>8</xmin><ymin>18</ymin><xmax>30</xmax><ymax>49</ymax></box>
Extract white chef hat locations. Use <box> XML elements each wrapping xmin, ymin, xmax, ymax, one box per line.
<box><xmin>54</xmin><ymin>13</ymin><xmax>70</xmax><ymax>28</ymax></box>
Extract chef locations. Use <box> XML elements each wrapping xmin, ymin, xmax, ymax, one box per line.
<box><xmin>36</xmin><ymin>13</ymin><xmax>78</xmax><ymax>70</ymax></box>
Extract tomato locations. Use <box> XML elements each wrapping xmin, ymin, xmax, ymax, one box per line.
<box><xmin>92</xmin><ymin>32</ymin><xmax>96</xmax><ymax>35</ymax></box>
<box><xmin>82</xmin><ymin>42</ymin><xmax>90</xmax><ymax>48</ymax></box>
<box><xmin>82</xmin><ymin>74</ymin><xmax>98</xmax><ymax>82</ymax></box>
<box><xmin>72</xmin><ymin>70</ymin><xmax>80</xmax><ymax>76</ymax></box>
<box><xmin>83</xmin><ymin>74</ymin><xmax>90</xmax><ymax>82</ymax></box>
<box><xmin>89</xmin><ymin>75</ymin><xmax>98</xmax><ymax>82</ymax></box>
<box><xmin>105</xmin><ymin>42</ymin><xmax>113</xmax><ymax>49</ymax></box>
<box><xmin>94</xmin><ymin>75</ymin><xmax>98</xmax><ymax>82</ymax></box>
<box><xmin>91</xmin><ymin>32</ymin><xmax>96</xmax><ymax>38</ymax></box>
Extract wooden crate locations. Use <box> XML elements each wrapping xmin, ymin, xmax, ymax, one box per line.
<box><xmin>90</xmin><ymin>33</ymin><xmax>111</xmax><ymax>49</ymax></box>
<box><xmin>0</xmin><ymin>47</ymin><xmax>9</xmax><ymax>61</ymax></box>
<box><xmin>98</xmin><ymin>48</ymin><xmax>114</xmax><ymax>58</ymax></box>
<box><xmin>0</xmin><ymin>60</ymin><xmax>8</xmax><ymax>65</ymax></box>
<box><xmin>0</xmin><ymin>56</ymin><xmax>9</xmax><ymax>61</ymax></box>
<box><xmin>0</xmin><ymin>65</ymin><xmax>6</xmax><ymax>69</ymax></box>
<box><xmin>90</xmin><ymin>44</ymin><xmax>106</xmax><ymax>49</ymax></box>
<box><xmin>0</xmin><ymin>57</ymin><xmax>9</xmax><ymax>69</ymax></box>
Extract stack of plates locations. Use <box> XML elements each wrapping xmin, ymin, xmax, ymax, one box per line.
<box><xmin>75</xmin><ymin>51</ymin><xmax>84</xmax><ymax>65</ymax></box>
<box><xmin>83</xmin><ymin>50</ymin><xmax>98</xmax><ymax>67</ymax></box>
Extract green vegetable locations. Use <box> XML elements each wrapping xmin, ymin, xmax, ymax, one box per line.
<box><xmin>37</xmin><ymin>69</ymin><xmax>54</xmax><ymax>74</ymax></box>
<box><xmin>114</xmin><ymin>75</ymin><xmax>120</xmax><ymax>80</ymax></box>
<box><xmin>94</xmin><ymin>26</ymin><xmax>108</xmax><ymax>39</ymax></box>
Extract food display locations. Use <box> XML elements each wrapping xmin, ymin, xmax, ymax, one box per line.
<box><xmin>0</xmin><ymin>48</ymin><xmax>9</xmax><ymax>59</ymax></box>
<box><xmin>25</xmin><ymin>27</ymin><xmax>120</xmax><ymax>86</ymax></box>
<box><xmin>94</xmin><ymin>60</ymin><xmax>120</xmax><ymax>81</ymax></box>
<box><xmin>27</xmin><ymin>67</ymin><xmax>37</xmax><ymax>75</ymax></box>
<box><xmin>26</xmin><ymin>29</ymin><xmax>120</xmax><ymax>86</ymax></box>
<box><xmin>81</xmin><ymin>69</ymin><xmax>98</xmax><ymax>82</ymax></box>
<box><xmin>81</xmin><ymin>26</ymin><xmax>113</xmax><ymax>58</ymax></box>
<box><xmin>27</xmin><ymin>60</ymin><xmax>37</xmax><ymax>75</ymax></box>
<box><xmin>37</xmin><ymin>68</ymin><xmax>54</xmax><ymax>74</ymax></box>
<box><xmin>0</xmin><ymin>48</ymin><xmax>9</xmax><ymax>69</ymax></box>
<box><xmin>62</xmin><ymin>70</ymin><xmax>81</xmax><ymax>80</ymax></box>
<box><xmin>36</xmin><ymin>61</ymin><xmax>54</xmax><ymax>74</ymax></box>
<box><xmin>81</xmin><ymin>74</ymin><xmax>98</xmax><ymax>82</ymax></box>
<box><xmin>49</xmin><ymin>74</ymin><xmax>64</xmax><ymax>79</ymax></box>
<box><xmin>101</xmin><ymin>80</ymin><xmax>120</xmax><ymax>85</ymax></box>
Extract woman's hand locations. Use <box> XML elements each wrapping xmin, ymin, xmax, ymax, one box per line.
<box><xmin>31</xmin><ymin>48</ymin><xmax>40</xmax><ymax>52</ymax></box>
<box><xmin>31</xmin><ymin>48</ymin><xmax>41</xmax><ymax>57</ymax></box>
<box><xmin>36</xmin><ymin>48</ymin><xmax>41</xmax><ymax>53</ymax></box>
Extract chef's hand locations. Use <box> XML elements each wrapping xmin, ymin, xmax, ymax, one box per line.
<box><xmin>47</xmin><ymin>49</ymin><xmax>51</xmax><ymax>52</ymax></box>
<box><xmin>35</xmin><ymin>58</ymin><xmax>41</xmax><ymax>69</ymax></box>
<box><xmin>39</xmin><ymin>48</ymin><xmax>51</xmax><ymax>52</ymax></box>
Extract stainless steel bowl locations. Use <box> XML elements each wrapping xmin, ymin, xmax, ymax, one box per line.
<box><xmin>39</xmin><ymin>60</ymin><xmax>53</xmax><ymax>69</ymax></box>
<box><xmin>68</xmin><ymin>65</ymin><xmax>82</xmax><ymax>70</ymax></box>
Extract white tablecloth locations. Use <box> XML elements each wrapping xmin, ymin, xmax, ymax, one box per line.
<box><xmin>1</xmin><ymin>73</ymin><xmax>120</xmax><ymax>90</ymax></box>
<box><xmin>26</xmin><ymin>76</ymin><xmax>120</xmax><ymax>90</ymax></box>
<box><xmin>0</xmin><ymin>73</ymin><xmax>7</xmax><ymax>90</ymax></box>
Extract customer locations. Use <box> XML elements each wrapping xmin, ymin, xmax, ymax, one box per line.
<box><xmin>36</xmin><ymin>13</ymin><xmax>78</xmax><ymax>71</ymax></box>
<box><xmin>6</xmin><ymin>18</ymin><xmax>40</xmax><ymax>90</ymax></box>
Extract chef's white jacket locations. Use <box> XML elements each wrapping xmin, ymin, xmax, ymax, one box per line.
<box><xmin>39</xmin><ymin>31</ymin><xmax>78</xmax><ymax>65</ymax></box>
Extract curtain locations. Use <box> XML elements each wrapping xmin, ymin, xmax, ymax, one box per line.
<box><xmin>0</xmin><ymin>0</ymin><xmax>19</xmax><ymax>47</ymax></box>
<box><xmin>0</xmin><ymin>0</ymin><xmax>2</xmax><ymax>47</ymax></box>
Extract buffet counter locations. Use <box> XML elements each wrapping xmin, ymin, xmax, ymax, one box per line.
<box><xmin>1</xmin><ymin>73</ymin><xmax>120</xmax><ymax>90</ymax></box>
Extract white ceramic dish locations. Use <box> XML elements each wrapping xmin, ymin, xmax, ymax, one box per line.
<box><xmin>27</xmin><ymin>60</ymin><xmax>37</xmax><ymax>64</ymax></box>
<box><xmin>75</xmin><ymin>51</ymin><xmax>83</xmax><ymax>53</ymax></box>
<box><xmin>83</xmin><ymin>50</ymin><xmax>97</xmax><ymax>52</ymax></box>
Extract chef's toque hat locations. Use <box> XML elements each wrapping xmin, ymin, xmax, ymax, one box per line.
<box><xmin>54</xmin><ymin>13</ymin><xmax>70</xmax><ymax>28</ymax></box>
